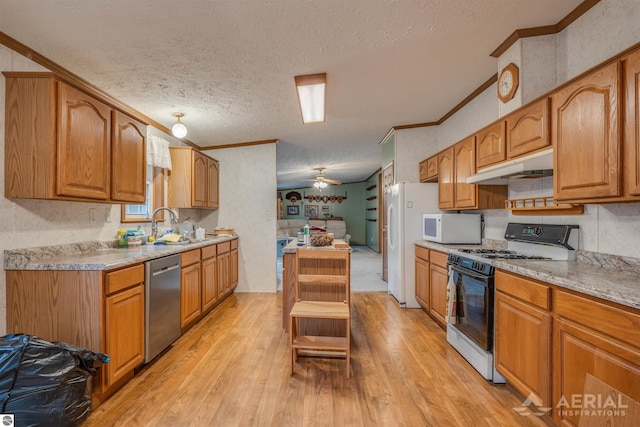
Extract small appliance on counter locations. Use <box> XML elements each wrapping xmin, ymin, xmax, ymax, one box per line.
<box><xmin>445</xmin><ymin>223</ymin><xmax>579</xmax><ymax>383</ymax></box>
<box><xmin>422</xmin><ymin>213</ymin><xmax>482</xmax><ymax>244</ymax></box>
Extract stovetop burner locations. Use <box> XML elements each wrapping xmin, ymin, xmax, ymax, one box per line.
<box><xmin>455</xmin><ymin>248</ymin><xmax>550</xmax><ymax>260</ymax></box>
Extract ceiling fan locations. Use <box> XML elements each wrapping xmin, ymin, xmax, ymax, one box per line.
<box><xmin>302</xmin><ymin>168</ymin><xmax>342</xmax><ymax>189</ymax></box>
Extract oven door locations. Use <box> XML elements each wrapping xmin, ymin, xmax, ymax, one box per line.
<box><xmin>448</xmin><ymin>263</ymin><xmax>494</xmax><ymax>351</ymax></box>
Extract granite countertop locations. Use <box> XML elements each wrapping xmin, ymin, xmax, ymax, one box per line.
<box><xmin>4</xmin><ymin>234</ymin><xmax>237</xmax><ymax>271</ymax></box>
<box><xmin>415</xmin><ymin>239</ymin><xmax>640</xmax><ymax>311</ymax></box>
<box><xmin>282</xmin><ymin>239</ymin><xmax>351</xmax><ymax>254</ymax></box>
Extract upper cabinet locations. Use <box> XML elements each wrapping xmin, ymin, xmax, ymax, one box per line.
<box><xmin>419</xmin><ymin>155</ymin><xmax>438</xmax><ymax>183</ymax></box>
<box><xmin>552</xmin><ymin>62</ymin><xmax>621</xmax><ymax>201</ymax></box>
<box><xmin>168</xmin><ymin>147</ymin><xmax>219</xmax><ymax>210</ymax></box>
<box><xmin>624</xmin><ymin>49</ymin><xmax>640</xmax><ymax>197</ymax></box>
<box><xmin>3</xmin><ymin>72</ymin><xmax>147</xmax><ymax>204</ymax></box>
<box><xmin>476</xmin><ymin>121</ymin><xmax>506</xmax><ymax>169</ymax></box>
<box><xmin>505</xmin><ymin>98</ymin><xmax>550</xmax><ymax>159</ymax></box>
<box><xmin>438</xmin><ymin>139</ymin><xmax>507</xmax><ymax>210</ymax></box>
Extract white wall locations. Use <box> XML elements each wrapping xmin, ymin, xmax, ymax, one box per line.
<box><xmin>394</xmin><ymin>126</ymin><xmax>439</xmax><ymax>183</ymax></box>
<box><xmin>201</xmin><ymin>144</ymin><xmax>277</xmax><ymax>292</ymax></box>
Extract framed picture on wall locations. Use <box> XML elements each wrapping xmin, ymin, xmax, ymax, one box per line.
<box><xmin>321</xmin><ymin>205</ymin><xmax>330</xmax><ymax>214</ymax></box>
<box><xmin>287</xmin><ymin>205</ymin><xmax>299</xmax><ymax>215</ymax></box>
<box><xmin>304</xmin><ymin>205</ymin><xmax>319</xmax><ymax>218</ymax></box>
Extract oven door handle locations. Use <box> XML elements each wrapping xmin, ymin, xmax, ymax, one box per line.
<box><xmin>448</xmin><ymin>263</ymin><xmax>491</xmax><ymax>284</ymax></box>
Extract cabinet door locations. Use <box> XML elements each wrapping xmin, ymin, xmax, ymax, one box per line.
<box><xmin>201</xmin><ymin>256</ymin><xmax>218</xmax><ymax>312</ymax></box>
<box><xmin>207</xmin><ymin>158</ymin><xmax>219</xmax><ymax>208</ymax></box>
<box><xmin>495</xmin><ymin>291</ymin><xmax>551</xmax><ymax>408</ymax></box>
<box><xmin>454</xmin><ymin>137</ymin><xmax>477</xmax><ymax>209</ymax></box>
<box><xmin>437</xmin><ymin>147</ymin><xmax>455</xmax><ymax>209</ymax></box>
<box><xmin>418</xmin><ymin>158</ymin><xmax>430</xmax><ymax>183</ymax></box>
<box><xmin>191</xmin><ymin>151</ymin><xmax>208</xmax><ymax>207</ymax></box>
<box><xmin>217</xmin><ymin>251</ymin><xmax>230</xmax><ymax>298</ymax></box>
<box><xmin>552</xmin><ymin>61</ymin><xmax>621</xmax><ymax>201</ymax></box>
<box><xmin>180</xmin><ymin>262</ymin><xmax>201</xmax><ymax>328</ymax></box>
<box><xmin>111</xmin><ymin>111</ymin><xmax>146</xmax><ymax>202</ymax></box>
<box><xmin>624</xmin><ymin>49</ymin><xmax>640</xmax><ymax>196</ymax></box>
<box><xmin>230</xmin><ymin>248</ymin><xmax>238</xmax><ymax>289</ymax></box>
<box><xmin>553</xmin><ymin>319</ymin><xmax>640</xmax><ymax>427</ymax></box>
<box><xmin>476</xmin><ymin>121</ymin><xmax>506</xmax><ymax>169</ymax></box>
<box><xmin>414</xmin><ymin>257</ymin><xmax>429</xmax><ymax>308</ymax></box>
<box><xmin>429</xmin><ymin>260</ymin><xmax>448</xmax><ymax>328</ymax></box>
<box><xmin>57</xmin><ymin>82</ymin><xmax>111</xmax><ymax>200</ymax></box>
<box><xmin>506</xmin><ymin>97</ymin><xmax>550</xmax><ymax>159</ymax></box>
<box><xmin>104</xmin><ymin>285</ymin><xmax>144</xmax><ymax>388</ymax></box>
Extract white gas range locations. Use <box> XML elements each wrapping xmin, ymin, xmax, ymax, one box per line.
<box><xmin>445</xmin><ymin>223</ymin><xmax>579</xmax><ymax>383</ymax></box>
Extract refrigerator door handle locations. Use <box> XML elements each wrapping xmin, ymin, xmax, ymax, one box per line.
<box><xmin>387</xmin><ymin>203</ymin><xmax>395</xmax><ymax>252</ymax></box>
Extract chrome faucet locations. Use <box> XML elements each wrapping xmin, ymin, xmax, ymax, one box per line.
<box><xmin>151</xmin><ymin>207</ymin><xmax>179</xmax><ymax>239</ymax></box>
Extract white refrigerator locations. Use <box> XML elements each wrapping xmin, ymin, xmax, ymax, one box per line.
<box><xmin>387</xmin><ymin>182</ymin><xmax>440</xmax><ymax>308</ymax></box>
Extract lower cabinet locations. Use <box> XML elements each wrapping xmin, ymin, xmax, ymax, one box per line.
<box><xmin>496</xmin><ymin>270</ymin><xmax>640</xmax><ymax>426</ymax></box>
<box><xmin>414</xmin><ymin>246</ymin><xmax>447</xmax><ymax>329</ymax></box>
<box><xmin>495</xmin><ymin>270</ymin><xmax>551</xmax><ymax>409</ymax></box>
<box><xmin>201</xmin><ymin>245</ymin><xmax>218</xmax><ymax>313</ymax></box>
<box><xmin>180</xmin><ymin>249</ymin><xmax>202</xmax><ymax>330</ymax></box>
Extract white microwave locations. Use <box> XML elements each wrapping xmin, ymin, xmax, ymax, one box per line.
<box><xmin>422</xmin><ymin>213</ymin><xmax>481</xmax><ymax>244</ymax></box>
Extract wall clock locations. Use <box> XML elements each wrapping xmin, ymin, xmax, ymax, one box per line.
<box><xmin>497</xmin><ymin>63</ymin><xmax>519</xmax><ymax>103</ymax></box>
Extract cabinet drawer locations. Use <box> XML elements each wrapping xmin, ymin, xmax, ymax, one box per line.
<box><xmin>555</xmin><ymin>290</ymin><xmax>640</xmax><ymax>347</ymax></box>
<box><xmin>230</xmin><ymin>238</ymin><xmax>238</xmax><ymax>250</ymax></box>
<box><xmin>181</xmin><ymin>249</ymin><xmax>201</xmax><ymax>267</ymax></box>
<box><xmin>217</xmin><ymin>241</ymin><xmax>231</xmax><ymax>254</ymax></box>
<box><xmin>105</xmin><ymin>264</ymin><xmax>144</xmax><ymax>295</ymax></box>
<box><xmin>201</xmin><ymin>244</ymin><xmax>217</xmax><ymax>260</ymax></box>
<box><xmin>415</xmin><ymin>245</ymin><xmax>429</xmax><ymax>261</ymax></box>
<box><xmin>496</xmin><ymin>270</ymin><xmax>550</xmax><ymax>310</ymax></box>
<box><xmin>430</xmin><ymin>250</ymin><xmax>448</xmax><ymax>268</ymax></box>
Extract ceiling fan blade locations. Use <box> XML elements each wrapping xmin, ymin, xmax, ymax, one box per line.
<box><xmin>325</xmin><ymin>179</ymin><xmax>342</xmax><ymax>185</ymax></box>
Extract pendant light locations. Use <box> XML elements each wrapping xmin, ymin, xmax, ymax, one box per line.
<box><xmin>171</xmin><ymin>112</ymin><xmax>188</xmax><ymax>138</ymax></box>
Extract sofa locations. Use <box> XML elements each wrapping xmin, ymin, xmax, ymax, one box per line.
<box><xmin>277</xmin><ymin>219</ymin><xmax>351</xmax><ymax>244</ymax></box>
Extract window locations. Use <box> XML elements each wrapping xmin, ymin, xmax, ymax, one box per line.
<box><xmin>121</xmin><ymin>165</ymin><xmax>165</xmax><ymax>223</ymax></box>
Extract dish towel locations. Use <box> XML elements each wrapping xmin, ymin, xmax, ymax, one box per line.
<box><xmin>445</xmin><ymin>265</ymin><xmax>457</xmax><ymax>325</ymax></box>
<box><xmin>147</xmin><ymin>133</ymin><xmax>172</xmax><ymax>169</ymax></box>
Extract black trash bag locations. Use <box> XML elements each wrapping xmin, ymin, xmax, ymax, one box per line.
<box><xmin>0</xmin><ymin>334</ymin><xmax>109</xmax><ymax>427</ymax></box>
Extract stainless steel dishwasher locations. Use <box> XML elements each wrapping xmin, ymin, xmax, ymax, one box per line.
<box><xmin>145</xmin><ymin>254</ymin><xmax>181</xmax><ymax>363</ymax></box>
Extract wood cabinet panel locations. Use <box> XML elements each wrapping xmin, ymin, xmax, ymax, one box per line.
<box><xmin>415</xmin><ymin>246</ymin><xmax>429</xmax><ymax>262</ymax></box>
<box><xmin>495</xmin><ymin>270</ymin><xmax>550</xmax><ymax>310</ymax></box>
<box><xmin>415</xmin><ymin>256</ymin><xmax>429</xmax><ymax>309</ymax></box>
<box><xmin>201</xmin><ymin>244</ymin><xmax>217</xmax><ymax>260</ymax></box>
<box><xmin>230</xmin><ymin>248</ymin><xmax>239</xmax><ymax>289</ymax></box>
<box><xmin>207</xmin><ymin>158</ymin><xmax>220</xmax><ymax>208</ymax></box>
<box><xmin>437</xmin><ymin>147</ymin><xmax>455</xmax><ymax>209</ymax></box>
<box><xmin>624</xmin><ymin>49</ymin><xmax>640</xmax><ymax>196</ymax></box>
<box><xmin>181</xmin><ymin>262</ymin><xmax>202</xmax><ymax>329</ymax></box>
<box><xmin>454</xmin><ymin>137</ymin><xmax>477</xmax><ymax>208</ymax></box>
<box><xmin>105</xmin><ymin>264</ymin><xmax>145</xmax><ymax>295</ymax></box>
<box><xmin>419</xmin><ymin>155</ymin><xmax>438</xmax><ymax>182</ymax></box>
<box><xmin>104</xmin><ymin>284</ymin><xmax>145</xmax><ymax>388</ymax></box>
<box><xmin>57</xmin><ymin>82</ymin><xmax>111</xmax><ymax>200</ymax></box>
<box><xmin>506</xmin><ymin>97</ymin><xmax>550</xmax><ymax>159</ymax></box>
<box><xmin>552</xmin><ymin>61</ymin><xmax>621</xmax><ymax>201</ymax></box>
<box><xmin>181</xmin><ymin>249</ymin><xmax>201</xmax><ymax>267</ymax></box>
<box><xmin>429</xmin><ymin>260</ymin><xmax>447</xmax><ymax>328</ymax></box>
<box><xmin>495</xmin><ymin>291</ymin><xmax>551</xmax><ymax>408</ymax></box>
<box><xmin>168</xmin><ymin>147</ymin><xmax>220</xmax><ymax>210</ymax></box>
<box><xmin>476</xmin><ymin>121</ymin><xmax>506</xmax><ymax>169</ymax></box>
<box><xmin>111</xmin><ymin>110</ymin><xmax>146</xmax><ymax>203</ymax></box>
<box><xmin>192</xmin><ymin>151</ymin><xmax>208</xmax><ymax>207</ymax></box>
<box><xmin>553</xmin><ymin>319</ymin><xmax>640</xmax><ymax>426</ymax></box>
<box><xmin>202</xmin><ymin>256</ymin><xmax>218</xmax><ymax>313</ymax></box>
<box><xmin>217</xmin><ymin>251</ymin><xmax>230</xmax><ymax>299</ymax></box>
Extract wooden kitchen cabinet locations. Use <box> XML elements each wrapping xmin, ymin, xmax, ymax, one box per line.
<box><xmin>3</xmin><ymin>72</ymin><xmax>147</xmax><ymax>203</ymax></box>
<box><xmin>624</xmin><ymin>49</ymin><xmax>640</xmax><ymax>197</ymax></box>
<box><xmin>428</xmin><ymin>250</ymin><xmax>448</xmax><ymax>329</ymax></box>
<box><xmin>6</xmin><ymin>263</ymin><xmax>145</xmax><ymax>403</ymax></box>
<box><xmin>168</xmin><ymin>147</ymin><xmax>220</xmax><ymax>210</ymax></box>
<box><xmin>230</xmin><ymin>238</ymin><xmax>239</xmax><ymax>289</ymax></box>
<box><xmin>414</xmin><ymin>246</ymin><xmax>430</xmax><ymax>308</ymax></box>
<box><xmin>437</xmin><ymin>138</ymin><xmax>507</xmax><ymax>210</ymax></box>
<box><xmin>217</xmin><ymin>241</ymin><xmax>232</xmax><ymax>299</ymax></box>
<box><xmin>419</xmin><ymin>155</ymin><xmax>438</xmax><ymax>182</ymax></box>
<box><xmin>506</xmin><ymin>97</ymin><xmax>550</xmax><ymax>159</ymax></box>
<box><xmin>476</xmin><ymin>121</ymin><xmax>506</xmax><ymax>169</ymax></box>
<box><xmin>553</xmin><ymin>290</ymin><xmax>640</xmax><ymax>426</ymax></box>
<box><xmin>201</xmin><ymin>245</ymin><xmax>218</xmax><ymax>313</ymax></box>
<box><xmin>180</xmin><ymin>249</ymin><xmax>202</xmax><ymax>330</ymax></box>
<box><xmin>495</xmin><ymin>270</ymin><xmax>552</xmax><ymax>410</ymax></box>
<box><xmin>552</xmin><ymin>61</ymin><xmax>621</xmax><ymax>201</ymax></box>
<box><xmin>104</xmin><ymin>267</ymin><xmax>145</xmax><ymax>389</ymax></box>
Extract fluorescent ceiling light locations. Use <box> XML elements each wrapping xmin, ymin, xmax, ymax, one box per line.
<box><xmin>295</xmin><ymin>73</ymin><xmax>326</xmax><ymax>124</ymax></box>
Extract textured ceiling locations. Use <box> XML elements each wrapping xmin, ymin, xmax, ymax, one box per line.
<box><xmin>0</xmin><ymin>0</ymin><xmax>582</xmax><ymax>189</ymax></box>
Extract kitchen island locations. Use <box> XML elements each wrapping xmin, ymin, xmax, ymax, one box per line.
<box><xmin>281</xmin><ymin>239</ymin><xmax>351</xmax><ymax>335</ymax></box>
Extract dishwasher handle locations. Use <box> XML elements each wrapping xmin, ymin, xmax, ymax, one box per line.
<box><xmin>151</xmin><ymin>263</ymin><xmax>180</xmax><ymax>277</ymax></box>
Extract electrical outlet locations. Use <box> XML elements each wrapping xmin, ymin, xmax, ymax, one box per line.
<box><xmin>89</xmin><ymin>208</ymin><xmax>96</xmax><ymax>224</ymax></box>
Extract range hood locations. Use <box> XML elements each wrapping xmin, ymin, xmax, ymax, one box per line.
<box><xmin>466</xmin><ymin>148</ymin><xmax>554</xmax><ymax>185</ymax></box>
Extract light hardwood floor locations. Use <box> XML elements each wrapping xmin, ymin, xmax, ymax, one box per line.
<box><xmin>84</xmin><ymin>293</ymin><xmax>548</xmax><ymax>426</ymax></box>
